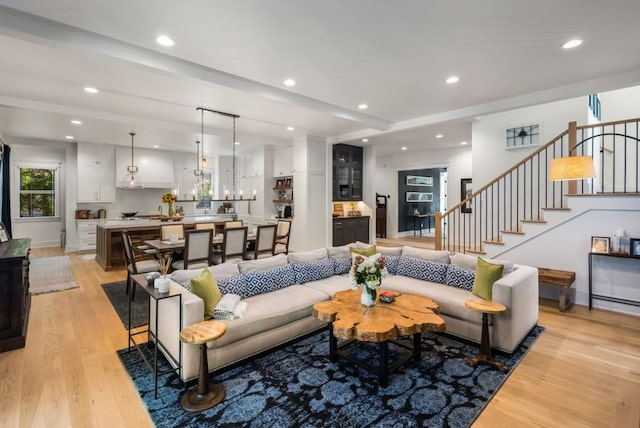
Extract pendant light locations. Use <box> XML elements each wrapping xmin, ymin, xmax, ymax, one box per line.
<box><xmin>122</xmin><ymin>132</ymin><xmax>143</xmax><ymax>188</ymax></box>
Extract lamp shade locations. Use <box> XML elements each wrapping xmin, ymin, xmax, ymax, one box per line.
<box><xmin>549</xmin><ymin>156</ymin><xmax>595</xmax><ymax>181</ymax></box>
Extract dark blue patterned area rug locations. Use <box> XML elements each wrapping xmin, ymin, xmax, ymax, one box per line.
<box><xmin>118</xmin><ymin>326</ymin><xmax>543</xmax><ymax>427</ymax></box>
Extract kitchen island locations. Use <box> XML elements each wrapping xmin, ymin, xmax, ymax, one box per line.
<box><xmin>95</xmin><ymin>216</ymin><xmax>235</xmax><ymax>271</ymax></box>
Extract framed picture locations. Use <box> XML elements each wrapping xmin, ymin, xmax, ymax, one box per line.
<box><xmin>0</xmin><ymin>223</ymin><xmax>9</xmax><ymax>243</ymax></box>
<box><xmin>461</xmin><ymin>178</ymin><xmax>472</xmax><ymax>213</ymax></box>
<box><xmin>506</xmin><ymin>124</ymin><xmax>540</xmax><ymax>148</ymax></box>
<box><xmin>406</xmin><ymin>175</ymin><xmax>433</xmax><ymax>186</ymax></box>
<box><xmin>284</xmin><ymin>178</ymin><xmax>292</xmax><ymax>188</ymax></box>
<box><xmin>275</xmin><ymin>179</ymin><xmax>284</xmax><ymax>188</ymax></box>
<box><xmin>406</xmin><ymin>192</ymin><xmax>433</xmax><ymax>202</ymax></box>
<box><xmin>591</xmin><ymin>236</ymin><xmax>610</xmax><ymax>254</ymax></box>
<box><xmin>630</xmin><ymin>238</ymin><xmax>640</xmax><ymax>258</ymax></box>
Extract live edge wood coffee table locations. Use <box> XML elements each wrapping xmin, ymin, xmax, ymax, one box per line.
<box><xmin>312</xmin><ymin>289</ymin><xmax>446</xmax><ymax>387</ymax></box>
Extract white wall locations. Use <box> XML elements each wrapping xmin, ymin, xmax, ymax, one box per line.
<box><xmin>375</xmin><ymin>145</ymin><xmax>472</xmax><ymax>238</ymax></box>
<box><xmin>472</xmin><ymin>97</ymin><xmax>587</xmax><ymax>189</ymax></box>
<box><xmin>600</xmin><ymin>85</ymin><xmax>640</xmax><ymax>121</ymax></box>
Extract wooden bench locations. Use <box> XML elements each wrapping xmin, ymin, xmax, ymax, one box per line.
<box><xmin>537</xmin><ymin>267</ymin><xmax>576</xmax><ymax>312</ymax></box>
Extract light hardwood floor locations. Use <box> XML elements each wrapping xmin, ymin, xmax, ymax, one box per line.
<box><xmin>1</xmin><ymin>247</ymin><xmax>638</xmax><ymax>427</ymax></box>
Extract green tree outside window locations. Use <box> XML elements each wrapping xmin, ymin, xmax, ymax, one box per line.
<box><xmin>20</xmin><ymin>167</ymin><xmax>56</xmax><ymax>217</ymax></box>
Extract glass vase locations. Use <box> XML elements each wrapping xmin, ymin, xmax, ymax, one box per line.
<box><xmin>167</xmin><ymin>202</ymin><xmax>174</xmax><ymax>217</ymax></box>
<box><xmin>360</xmin><ymin>285</ymin><xmax>377</xmax><ymax>307</ymax></box>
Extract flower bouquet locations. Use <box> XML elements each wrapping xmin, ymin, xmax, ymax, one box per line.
<box><xmin>161</xmin><ymin>192</ymin><xmax>177</xmax><ymax>217</ymax></box>
<box><xmin>349</xmin><ymin>254</ymin><xmax>388</xmax><ymax>306</ymax></box>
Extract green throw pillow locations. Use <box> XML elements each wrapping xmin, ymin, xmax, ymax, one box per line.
<box><xmin>472</xmin><ymin>257</ymin><xmax>504</xmax><ymax>301</ymax></box>
<box><xmin>190</xmin><ymin>267</ymin><xmax>222</xmax><ymax>319</ymax></box>
<box><xmin>350</xmin><ymin>245</ymin><xmax>377</xmax><ymax>258</ymax></box>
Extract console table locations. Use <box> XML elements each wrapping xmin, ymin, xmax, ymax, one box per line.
<box><xmin>410</xmin><ymin>214</ymin><xmax>433</xmax><ymax>236</ymax></box>
<box><xmin>0</xmin><ymin>238</ymin><xmax>31</xmax><ymax>353</ymax></box>
<box><xmin>588</xmin><ymin>252</ymin><xmax>640</xmax><ymax>310</ymax></box>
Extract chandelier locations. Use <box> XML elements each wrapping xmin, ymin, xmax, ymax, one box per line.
<box><xmin>121</xmin><ymin>132</ymin><xmax>143</xmax><ymax>189</ymax></box>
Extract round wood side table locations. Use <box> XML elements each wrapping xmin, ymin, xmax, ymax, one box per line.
<box><xmin>179</xmin><ymin>320</ymin><xmax>227</xmax><ymax>412</ymax></box>
<box><xmin>465</xmin><ymin>299</ymin><xmax>508</xmax><ymax>373</ymax></box>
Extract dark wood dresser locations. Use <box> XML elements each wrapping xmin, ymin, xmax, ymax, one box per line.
<box><xmin>0</xmin><ymin>238</ymin><xmax>31</xmax><ymax>353</ymax></box>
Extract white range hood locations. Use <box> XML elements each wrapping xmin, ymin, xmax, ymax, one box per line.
<box><xmin>115</xmin><ymin>146</ymin><xmax>176</xmax><ymax>189</ymax></box>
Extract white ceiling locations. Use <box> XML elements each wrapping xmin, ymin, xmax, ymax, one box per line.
<box><xmin>0</xmin><ymin>1</ymin><xmax>639</xmax><ymax>157</ymax></box>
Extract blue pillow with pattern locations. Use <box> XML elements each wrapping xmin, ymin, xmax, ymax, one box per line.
<box><xmin>383</xmin><ymin>255</ymin><xmax>400</xmax><ymax>275</ymax></box>
<box><xmin>444</xmin><ymin>264</ymin><xmax>476</xmax><ymax>291</ymax></box>
<box><xmin>217</xmin><ymin>273</ymin><xmax>247</xmax><ymax>298</ymax></box>
<box><xmin>292</xmin><ymin>259</ymin><xmax>335</xmax><ymax>284</ymax></box>
<box><xmin>243</xmin><ymin>264</ymin><xmax>296</xmax><ymax>298</ymax></box>
<box><xmin>397</xmin><ymin>256</ymin><xmax>448</xmax><ymax>284</ymax></box>
<box><xmin>333</xmin><ymin>257</ymin><xmax>352</xmax><ymax>275</ymax></box>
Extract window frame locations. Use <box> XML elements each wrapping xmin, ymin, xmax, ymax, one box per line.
<box><xmin>13</xmin><ymin>161</ymin><xmax>61</xmax><ymax>222</ymax></box>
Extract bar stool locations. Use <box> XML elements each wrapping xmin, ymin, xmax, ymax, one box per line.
<box><xmin>179</xmin><ymin>320</ymin><xmax>227</xmax><ymax>411</ymax></box>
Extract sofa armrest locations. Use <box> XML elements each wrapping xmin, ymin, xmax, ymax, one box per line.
<box><xmin>491</xmin><ymin>264</ymin><xmax>539</xmax><ymax>352</ymax></box>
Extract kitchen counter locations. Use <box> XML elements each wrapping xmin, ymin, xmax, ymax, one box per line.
<box><xmin>94</xmin><ymin>215</ymin><xmax>236</xmax><ymax>271</ymax></box>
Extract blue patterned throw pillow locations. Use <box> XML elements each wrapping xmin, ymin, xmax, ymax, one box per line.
<box><xmin>292</xmin><ymin>259</ymin><xmax>335</xmax><ymax>284</ymax></box>
<box><xmin>383</xmin><ymin>255</ymin><xmax>400</xmax><ymax>275</ymax></box>
<box><xmin>217</xmin><ymin>273</ymin><xmax>247</xmax><ymax>298</ymax></box>
<box><xmin>444</xmin><ymin>264</ymin><xmax>476</xmax><ymax>291</ymax></box>
<box><xmin>397</xmin><ymin>256</ymin><xmax>448</xmax><ymax>284</ymax></box>
<box><xmin>333</xmin><ymin>257</ymin><xmax>352</xmax><ymax>275</ymax></box>
<box><xmin>243</xmin><ymin>264</ymin><xmax>296</xmax><ymax>298</ymax></box>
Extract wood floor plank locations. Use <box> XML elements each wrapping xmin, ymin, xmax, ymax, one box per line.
<box><xmin>0</xmin><ymin>247</ymin><xmax>638</xmax><ymax>427</ymax></box>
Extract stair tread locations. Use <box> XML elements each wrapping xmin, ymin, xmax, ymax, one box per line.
<box><xmin>521</xmin><ymin>219</ymin><xmax>547</xmax><ymax>223</ymax></box>
<box><xmin>482</xmin><ymin>239</ymin><xmax>504</xmax><ymax>245</ymax></box>
<box><xmin>500</xmin><ymin>229</ymin><xmax>525</xmax><ymax>234</ymax></box>
<box><xmin>542</xmin><ymin>207</ymin><xmax>570</xmax><ymax>211</ymax></box>
<box><xmin>465</xmin><ymin>247</ymin><xmax>486</xmax><ymax>255</ymax></box>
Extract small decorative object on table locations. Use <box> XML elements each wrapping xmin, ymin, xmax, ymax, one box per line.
<box><xmin>154</xmin><ymin>254</ymin><xmax>172</xmax><ymax>293</ymax></box>
<box><xmin>161</xmin><ymin>192</ymin><xmax>177</xmax><ymax>217</ymax></box>
<box><xmin>379</xmin><ymin>291</ymin><xmax>396</xmax><ymax>303</ymax></box>
<box><xmin>349</xmin><ymin>254</ymin><xmax>388</xmax><ymax>307</ymax></box>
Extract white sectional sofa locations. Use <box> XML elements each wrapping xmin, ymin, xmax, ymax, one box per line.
<box><xmin>151</xmin><ymin>245</ymin><xmax>539</xmax><ymax>383</ymax></box>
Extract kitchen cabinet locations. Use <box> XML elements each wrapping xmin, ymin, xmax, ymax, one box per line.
<box><xmin>333</xmin><ymin>144</ymin><xmax>363</xmax><ymax>201</ymax></box>
<box><xmin>77</xmin><ymin>143</ymin><xmax>116</xmax><ymax>202</ymax></box>
<box><xmin>332</xmin><ymin>216</ymin><xmax>369</xmax><ymax>246</ymax></box>
<box><xmin>273</xmin><ymin>146</ymin><xmax>293</xmax><ymax>177</ymax></box>
<box><xmin>237</xmin><ymin>150</ymin><xmax>264</xmax><ymax>178</ymax></box>
<box><xmin>0</xmin><ymin>238</ymin><xmax>31</xmax><ymax>353</ymax></box>
<box><xmin>77</xmin><ymin>220</ymin><xmax>99</xmax><ymax>252</ymax></box>
<box><xmin>115</xmin><ymin>147</ymin><xmax>175</xmax><ymax>188</ymax></box>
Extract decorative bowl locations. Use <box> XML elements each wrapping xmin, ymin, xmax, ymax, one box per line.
<box><xmin>121</xmin><ymin>212</ymin><xmax>138</xmax><ymax>218</ymax></box>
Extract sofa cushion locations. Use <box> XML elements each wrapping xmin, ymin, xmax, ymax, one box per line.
<box><xmin>450</xmin><ymin>252</ymin><xmax>514</xmax><ymax>275</ymax></box>
<box><xmin>378</xmin><ymin>246</ymin><xmax>402</xmax><ymax>257</ymax></box>
<box><xmin>288</xmin><ymin>248</ymin><xmax>328</xmax><ymax>264</ymax></box>
<box><xmin>326</xmin><ymin>245</ymin><xmax>353</xmax><ymax>259</ymax></box>
<box><xmin>217</xmin><ymin>273</ymin><xmax>247</xmax><ymax>298</ymax></box>
<box><xmin>170</xmin><ymin>262</ymin><xmax>240</xmax><ymax>289</ymax></box>
<box><xmin>350</xmin><ymin>245</ymin><xmax>377</xmax><ymax>257</ymax></box>
<box><xmin>402</xmin><ymin>246</ymin><xmax>450</xmax><ymax>264</ymax></box>
<box><xmin>397</xmin><ymin>256</ymin><xmax>448</xmax><ymax>284</ymax></box>
<box><xmin>237</xmin><ymin>253</ymin><xmax>288</xmax><ymax>273</ymax></box>
<box><xmin>444</xmin><ymin>264</ymin><xmax>476</xmax><ymax>291</ymax></box>
<box><xmin>302</xmin><ymin>274</ymin><xmax>352</xmax><ymax>298</ymax></box>
<box><xmin>208</xmin><ymin>284</ymin><xmax>329</xmax><ymax>349</ymax></box>
<box><xmin>243</xmin><ymin>264</ymin><xmax>296</xmax><ymax>298</ymax></box>
<box><xmin>292</xmin><ymin>259</ymin><xmax>335</xmax><ymax>284</ymax></box>
<box><xmin>473</xmin><ymin>258</ymin><xmax>504</xmax><ymax>300</ymax></box>
<box><xmin>333</xmin><ymin>257</ymin><xmax>352</xmax><ymax>275</ymax></box>
<box><xmin>189</xmin><ymin>267</ymin><xmax>222</xmax><ymax>319</ymax></box>
<box><xmin>383</xmin><ymin>255</ymin><xmax>400</xmax><ymax>275</ymax></box>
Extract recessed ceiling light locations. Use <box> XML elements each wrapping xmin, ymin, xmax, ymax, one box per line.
<box><xmin>84</xmin><ymin>87</ymin><xmax>99</xmax><ymax>94</ymax></box>
<box><xmin>446</xmin><ymin>76</ymin><xmax>459</xmax><ymax>84</ymax></box>
<box><xmin>358</xmin><ymin>103</ymin><xmax>368</xmax><ymax>110</ymax></box>
<box><xmin>401</xmin><ymin>146</ymin><xmax>408</xmax><ymax>151</ymax></box>
<box><xmin>156</xmin><ymin>35</ymin><xmax>175</xmax><ymax>47</ymax></box>
<box><xmin>436</xmin><ymin>134</ymin><xmax>443</xmax><ymax>138</ymax></box>
<box><xmin>286</xmin><ymin>126</ymin><xmax>295</xmax><ymax>131</ymax></box>
<box><xmin>234</xmin><ymin>141</ymin><xmax>240</xmax><ymax>145</ymax></box>
<box><xmin>460</xmin><ymin>141</ymin><xmax>468</xmax><ymax>145</ymax></box>
<box><xmin>362</xmin><ymin>138</ymin><xmax>369</xmax><ymax>142</ymax></box>
<box><xmin>71</xmin><ymin>120</ymin><xmax>82</xmax><ymax>125</ymax></box>
<box><xmin>152</xmin><ymin>145</ymin><xmax>159</xmax><ymax>148</ymax></box>
<box><xmin>562</xmin><ymin>39</ymin><xmax>583</xmax><ymax>49</ymax></box>
<box><xmin>65</xmin><ymin>135</ymin><xmax>74</xmax><ymax>140</ymax></box>
<box><xmin>283</xmin><ymin>78</ymin><xmax>296</xmax><ymax>87</ymax></box>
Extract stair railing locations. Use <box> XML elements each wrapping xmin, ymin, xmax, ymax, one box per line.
<box><xmin>435</xmin><ymin>118</ymin><xmax>640</xmax><ymax>252</ymax></box>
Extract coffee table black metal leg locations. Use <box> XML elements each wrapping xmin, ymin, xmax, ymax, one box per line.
<box><xmin>329</xmin><ymin>324</ymin><xmax>337</xmax><ymax>362</ymax></box>
<box><xmin>379</xmin><ymin>341</ymin><xmax>389</xmax><ymax>387</ymax></box>
<box><xmin>413</xmin><ymin>332</ymin><xmax>422</xmax><ymax>362</ymax></box>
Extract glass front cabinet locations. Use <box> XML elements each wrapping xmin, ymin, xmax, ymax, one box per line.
<box><xmin>333</xmin><ymin>144</ymin><xmax>363</xmax><ymax>201</ymax></box>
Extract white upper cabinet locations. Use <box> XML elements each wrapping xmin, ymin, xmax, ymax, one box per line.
<box><xmin>237</xmin><ymin>149</ymin><xmax>265</xmax><ymax>178</ymax></box>
<box><xmin>115</xmin><ymin>147</ymin><xmax>176</xmax><ymax>188</ymax></box>
<box><xmin>273</xmin><ymin>146</ymin><xmax>293</xmax><ymax>177</ymax></box>
<box><xmin>77</xmin><ymin>143</ymin><xmax>116</xmax><ymax>202</ymax></box>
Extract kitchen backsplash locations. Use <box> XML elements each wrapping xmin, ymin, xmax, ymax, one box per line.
<box><xmin>77</xmin><ymin>188</ymin><xmax>202</xmax><ymax>218</ymax></box>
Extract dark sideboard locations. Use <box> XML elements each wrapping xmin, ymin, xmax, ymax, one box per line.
<box><xmin>0</xmin><ymin>238</ymin><xmax>32</xmax><ymax>353</ymax></box>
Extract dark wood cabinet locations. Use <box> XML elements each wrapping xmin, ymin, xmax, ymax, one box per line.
<box><xmin>0</xmin><ymin>238</ymin><xmax>31</xmax><ymax>353</ymax></box>
<box><xmin>333</xmin><ymin>144</ymin><xmax>363</xmax><ymax>201</ymax></box>
<box><xmin>333</xmin><ymin>216</ymin><xmax>370</xmax><ymax>246</ymax></box>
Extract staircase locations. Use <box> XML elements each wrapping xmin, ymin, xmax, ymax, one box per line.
<box><xmin>435</xmin><ymin>118</ymin><xmax>640</xmax><ymax>254</ymax></box>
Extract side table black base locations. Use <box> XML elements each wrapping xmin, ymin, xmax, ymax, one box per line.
<box><xmin>466</xmin><ymin>355</ymin><xmax>508</xmax><ymax>373</ymax></box>
<box><xmin>180</xmin><ymin>384</ymin><xmax>225</xmax><ymax>412</ymax></box>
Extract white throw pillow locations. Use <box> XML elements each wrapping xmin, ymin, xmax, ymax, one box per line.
<box><xmin>401</xmin><ymin>246</ymin><xmax>450</xmax><ymax>264</ymax></box>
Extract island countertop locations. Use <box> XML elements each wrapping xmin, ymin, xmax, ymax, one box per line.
<box><xmin>95</xmin><ymin>214</ymin><xmax>237</xmax><ymax>229</ymax></box>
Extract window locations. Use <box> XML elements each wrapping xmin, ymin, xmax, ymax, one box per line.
<box><xmin>19</xmin><ymin>166</ymin><xmax>58</xmax><ymax>218</ymax></box>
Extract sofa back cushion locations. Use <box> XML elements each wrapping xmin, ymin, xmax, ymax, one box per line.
<box><xmin>326</xmin><ymin>245</ymin><xmax>353</xmax><ymax>259</ymax></box>
<box><xmin>243</xmin><ymin>264</ymin><xmax>296</xmax><ymax>298</ymax></box>
<box><xmin>237</xmin><ymin>253</ymin><xmax>288</xmax><ymax>273</ymax></box>
<box><xmin>401</xmin><ymin>246</ymin><xmax>450</xmax><ymax>264</ymax></box>
<box><xmin>450</xmin><ymin>252</ymin><xmax>514</xmax><ymax>275</ymax></box>
<box><xmin>444</xmin><ymin>264</ymin><xmax>476</xmax><ymax>291</ymax></box>
<box><xmin>288</xmin><ymin>248</ymin><xmax>328</xmax><ymax>264</ymax></box>
<box><xmin>378</xmin><ymin>246</ymin><xmax>402</xmax><ymax>257</ymax></box>
<box><xmin>397</xmin><ymin>256</ymin><xmax>448</xmax><ymax>283</ymax></box>
<box><xmin>170</xmin><ymin>262</ymin><xmax>239</xmax><ymax>289</ymax></box>
<box><xmin>292</xmin><ymin>259</ymin><xmax>335</xmax><ymax>284</ymax></box>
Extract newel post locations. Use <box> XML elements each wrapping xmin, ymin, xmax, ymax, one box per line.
<box><xmin>434</xmin><ymin>212</ymin><xmax>442</xmax><ymax>250</ymax></box>
<box><xmin>568</xmin><ymin>121</ymin><xmax>577</xmax><ymax>195</ymax></box>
